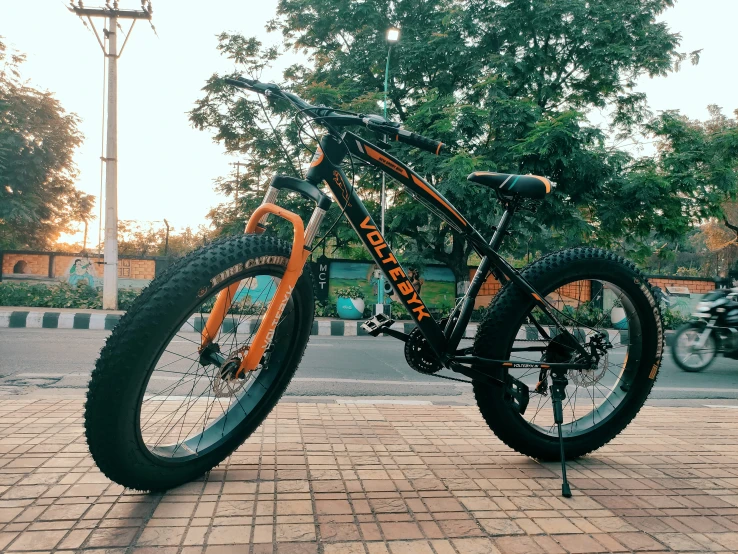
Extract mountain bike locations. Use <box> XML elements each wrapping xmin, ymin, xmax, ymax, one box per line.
<box><xmin>85</xmin><ymin>77</ymin><xmax>664</xmax><ymax>497</ymax></box>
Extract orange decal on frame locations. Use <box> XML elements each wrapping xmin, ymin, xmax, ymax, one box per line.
<box><xmin>364</xmin><ymin>145</ymin><xmax>409</xmax><ymax>178</ymax></box>
<box><xmin>310</xmin><ymin>147</ymin><xmax>324</xmax><ymax>167</ymax></box>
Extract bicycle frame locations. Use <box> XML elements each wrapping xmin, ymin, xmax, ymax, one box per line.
<box><xmin>205</xmin><ymin>130</ymin><xmax>590</xmax><ymax>383</ymax></box>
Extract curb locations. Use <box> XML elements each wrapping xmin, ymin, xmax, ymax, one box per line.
<box><xmin>0</xmin><ymin>309</ymin><xmax>479</xmax><ymax>338</ymax></box>
<box><xmin>0</xmin><ymin>309</ymin><xmax>677</xmax><ymax>344</ymax></box>
<box><xmin>0</xmin><ymin>310</ymin><xmax>122</xmax><ymax>330</ymax></box>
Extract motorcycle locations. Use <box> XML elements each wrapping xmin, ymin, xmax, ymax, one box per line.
<box><xmin>672</xmin><ymin>288</ymin><xmax>738</xmax><ymax>371</ymax></box>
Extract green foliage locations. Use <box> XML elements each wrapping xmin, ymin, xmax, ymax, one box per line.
<box><xmin>662</xmin><ymin>307</ymin><xmax>692</xmax><ymax>330</ymax></box>
<box><xmin>0</xmin><ymin>281</ymin><xmax>142</xmax><ymax>310</ymax></box>
<box><xmin>191</xmin><ymin>1</ymin><xmax>738</xmax><ymax>278</ymax></box>
<box><xmin>335</xmin><ymin>286</ymin><xmax>365</xmax><ymax>300</ymax></box>
<box><xmin>314</xmin><ymin>300</ymin><xmax>338</xmax><ymax>318</ymax></box>
<box><xmin>470</xmin><ymin>306</ymin><xmax>489</xmax><ymax>322</ymax></box>
<box><xmin>675</xmin><ymin>266</ymin><xmax>701</xmax><ymax>277</ymax></box>
<box><xmin>117</xmin><ymin>288</ymin><xmax>141</xmax><ymax>311</ymax></box>
<box><xmin>390</xmin><ymin>300</ymin><xmax>410</xmax><ymax>320</ymax></box>
<box><xmin>117</xmin><ymin>222</ymin><xmax>213</xmax><ymax>257</ymax></box>
<box><xmin>0</xmin><ymin>39</ymin><xmax>92</xmax><ymax>250</ymax></box>
<box><xmin>562</xmin><ymin>302</ymin><xmax>605</xmax><ymax>328</ymax></box>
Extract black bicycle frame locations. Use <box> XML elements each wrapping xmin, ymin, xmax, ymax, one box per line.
<box><xmin>304</xmin><ymin>133</ymin><xmax>589</xmax><ymax>381</ymax></box>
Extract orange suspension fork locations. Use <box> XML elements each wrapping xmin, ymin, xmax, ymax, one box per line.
<box><xmin>201</xmin><ymin>281</ymin><xmax>240</xmax><ymax>347</ymax></box>
<box><xmin>238</xmin><ymin>204</ymin><xmax>310</xmax><ymax>373</ymax></box>
<box><xmin>200</xmin><ymin>201</ymin><xmax>316</xmax><ymax>374</ymax></box>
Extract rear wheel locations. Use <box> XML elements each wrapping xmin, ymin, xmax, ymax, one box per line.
<box><xmin>672</xmin><ymin>323</ymin><xmax>716</xmax><ymax>372</ymax></box>
<box><xmin>473</xmin><ymin>248</ymin><xmax>663</xmax><ymax>461</ymax></box>
<box><xmin>85</xmin><ymin>234</ymin><xmax>314</xmax><ymax>491</ymax></box>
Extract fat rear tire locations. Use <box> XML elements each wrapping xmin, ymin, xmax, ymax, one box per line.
<box><xmin>473</xmin><ymin>248</ymin><xmax>664</xmax><ymax>461</ymax></box>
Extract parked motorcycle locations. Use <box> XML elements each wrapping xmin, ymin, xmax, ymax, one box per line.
<box><xmin>672</xmin><ymin>288</ymin><xmax>738</xmax><ymax>371</ymax></box>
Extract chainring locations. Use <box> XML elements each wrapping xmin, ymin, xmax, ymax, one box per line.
<box><xmin>404</xmin><ymin>328</ymin><xmax>442</xmax><ymax>375</ymax></box>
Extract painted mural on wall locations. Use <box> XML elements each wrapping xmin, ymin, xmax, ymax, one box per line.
<box><xmin>328</xmin><ymin>261</ymin><xmax>455</xmax><ymax>309</ymax></box>
<box><xmin>61</xmin><ymin>257</ymin><xmax>101</xmax><ymax>287</ymax></box>
<box><xmin>233</xmin><ymin>275</ymin><xmax>278</xmax><ymax>305</ymax></box>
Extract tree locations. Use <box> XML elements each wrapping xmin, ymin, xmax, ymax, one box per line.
<box><xmin>117</xmin><ymin>221</ymin><xmax>212</xmax><ymax>257</ymax></box>
<box><xmin>637</xmin><ymin>106</ymin><xmax>738</xmax><ymax>277</ymax></box>
<box><xmin>192</xmin><ymin>1</ymin><xmax>709</xmax><ymax>282</ymax></box>
<box><xmin>0</xmin><ymin>39</ymin><xmax>93</xmax><ymax>250</ymax></box>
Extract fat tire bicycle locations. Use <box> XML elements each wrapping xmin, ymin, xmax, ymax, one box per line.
<box><xmin>85</xmin><ymin>77</ymin><xmax>665</xmax><ymax>496</ymax></box>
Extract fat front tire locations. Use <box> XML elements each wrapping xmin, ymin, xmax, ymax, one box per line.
<box><xmin>84</xmin><ymin>234</ymin><xmax>314</xmax><ymax>491</ymax></box>
<box><xmin>473</xmin><ymin>248</ymin><xmax>664</xmax><ymax>461</ymax></box>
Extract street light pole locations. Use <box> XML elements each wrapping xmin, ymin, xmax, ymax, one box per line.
<box><xmin>378</xmin><ymin>27</ymin><xmax>399</xmax><ymax>312</ymax></box>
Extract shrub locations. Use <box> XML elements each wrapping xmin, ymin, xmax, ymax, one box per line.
<box><xmin>0</xmin><ymin>281</ymin><xmax>142</xmax><ymax>310</ymax></box>
<box><xmin>334</xmin><ymin>286</ymin><xmax>365</xmax><ymax>300</ymax></box>
<box><xmin>662</xmin><ymin>307</ymin><xmax>691</xmax><ymax>330</ymax></box>
<box><xmin>314</xmin><ymin>301</ymin><xmax>338</xmax><ymax>318</ymax></box>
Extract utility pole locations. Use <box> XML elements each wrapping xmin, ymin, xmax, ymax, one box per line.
<box><xmin>163</xmin><ymin>219</ymin><xmax>171</xmax><ymax>257</ymax></box>
<box><xmin>230</xmin><ymin>161</ymin><xmax>247</xmax><ymax>212</ymax></box>
<box><xmin>69</xmin><ymin>1</ymin><xmax>154</xmax><ymax>309</ymax></box>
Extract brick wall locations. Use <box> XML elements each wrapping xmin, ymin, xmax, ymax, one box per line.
<box><xmin>649</xmin><ymin>277</ymin><xmax>716</xmax><ymax>294</ymax></box>
<box><xmin>470</xmin><ymin>268</ymin><xmax>715</xmax><ymax>308</ymax></box>
<box><xmin>119</xmin><ymin>259</ymin><xmax>155</xmax><ymax>280</ymax></box>
<box><xmin>1</xmin><ymin>253</ymin><xmax>49</xmax><ymax>276</ymax></box>
<box><xmin>3</xmin><ymin>251</ymin><xmax>158</xmax><ymax>284</ymax></box>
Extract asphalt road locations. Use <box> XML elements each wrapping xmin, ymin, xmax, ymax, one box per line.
<box><xmin>0</xmin><ymin>328</ymin><xmax>737</xmax><ymax>406</ymax></box>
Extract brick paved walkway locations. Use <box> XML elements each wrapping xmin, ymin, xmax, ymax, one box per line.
<box><xmin>1</xmin><ymin>400</ymin><xmax>738</xmax><ymax>553</ymax></box>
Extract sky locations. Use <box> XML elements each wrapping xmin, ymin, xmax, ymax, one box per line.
<box><xmin>3</xmin><ymin>0</ymin><xmax>738</xmax><ymax>248</ymax></box>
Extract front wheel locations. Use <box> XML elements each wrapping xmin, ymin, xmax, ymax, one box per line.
<box><xmin>84</xmin><ymin>234</ymin><xmax>314</xmax><ymax>491</ymax></box>
<box><xmin>672</xmin><ymin>322</ymin><xmax>716</xmax><ymax>372</ymax></box>
<box><xmin>473</xmin><ymin>248</ymin><xmax>664</xmax><ymax>461</ymax></box>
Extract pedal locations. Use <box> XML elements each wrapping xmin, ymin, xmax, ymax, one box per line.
<box><xmin>361</xmin><ymin>313</ymin><xmax>396</xmax><ymax>337</ymax></box>
<box><xmin>506</xmin><ymin>375</ymin><xmax>530</xmax><ymax>415</ymax></box>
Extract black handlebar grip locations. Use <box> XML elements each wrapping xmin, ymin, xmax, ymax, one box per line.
<box><xmin>395</xmin><ymin>129</ymin><xmax>444</xmax><ymax>155</ymax></box>
<box><xmin>224</xmin><ymin>76</ymin><xmax>257</xmax><ymax>88</ymax></box>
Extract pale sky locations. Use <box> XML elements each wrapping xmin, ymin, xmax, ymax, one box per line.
<box><xmin>3</xmin><ymin>0</ymin><xmax>737</xmax><ymax>248</ymax></box>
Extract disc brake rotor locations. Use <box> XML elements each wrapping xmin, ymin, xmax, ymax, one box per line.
<box><xmin>568</xmin><ymin>349</ymin><xmax>608</xmax><ymax>386</ymax></box>
<box><xmin>212</xmin><ymin>354</ymin><xmax>248</xmax><ymax>398</ymax></box>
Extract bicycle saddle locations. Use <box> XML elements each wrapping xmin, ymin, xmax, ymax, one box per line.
<box><xmin>468</xmin><ymin>171</ymin><xmax>551</xmax><ymax>199</ymax></box>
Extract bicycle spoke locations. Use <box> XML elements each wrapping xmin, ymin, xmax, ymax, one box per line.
<box><xmin>135</xmin><ymin>265</ymin><xmax>301</xmax><ymax>462</ymax></box>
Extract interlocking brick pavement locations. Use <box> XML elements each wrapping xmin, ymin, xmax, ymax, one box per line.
<box><xmin>2</xmin><ymin>400</ymin><xmax>738</xmax><ymax>552</ymax></box>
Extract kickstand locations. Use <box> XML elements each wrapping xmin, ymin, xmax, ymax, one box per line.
<box><xmin>550</xmin><ymin>373</ymin><xmax>572</xmax><ymax>498</ymax></box>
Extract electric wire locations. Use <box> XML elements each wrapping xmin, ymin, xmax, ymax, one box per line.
<box><xmin>255</xmin><ymin>93</ymin><xmax>303</xmax><ymax>179</ymax></box>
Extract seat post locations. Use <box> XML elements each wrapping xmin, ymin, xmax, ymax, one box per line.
<box><xmin>488</xmin><ymin>201</ymin><xmax>517</xmax><ymax>251</ymax></box>
<box><xmin>445</xmin><ymin>201</ymin><xmax>518</xmax><ymax>349</ymax></box>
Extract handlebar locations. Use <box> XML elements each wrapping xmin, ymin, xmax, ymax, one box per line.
<box><xmin>393</xmin><ymin>129</ymin><xmax>444</xmax><ymax>155</ymax></box>
<box><xmin>225</xmin><ymin>76</ymin><xmax>444</xmax><ymax>156</ymax></box>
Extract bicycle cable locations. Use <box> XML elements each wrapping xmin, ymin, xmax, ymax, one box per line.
<box><xmin>237</xmin><ymin>86</ymin><xmax>360</xmax><ymax>255</ymax></box>
<box><xmin>284</xmin><ymin>99</ymin><xmax>364</xmax><ymax>255</ymax></box>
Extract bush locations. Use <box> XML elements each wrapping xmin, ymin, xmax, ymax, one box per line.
<box><xmin>334</xmin><ymin>286</ymin><xmax>365</xmax><ymax>300</ymax></box>
<box><xmin>314</xmin><ymin>301</ymin><xmax>338</xmax><ymax>318</ymax></box>
<box><xmin>118</xmin><ymin>288</ymin><xmax>141</xmax><ymax>311</ymax></box>
<box><xmin>662</xmin><ymin>307</ymin><xmax>692</xmax><ymax>330</ymax></box>
<box><xmin>0</xmin><ymin>281</ymin><xmax>142</xmax><ymax>310</ymax></box>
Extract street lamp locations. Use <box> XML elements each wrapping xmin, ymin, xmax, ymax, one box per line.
<box><xmin>378</xmin><ymin>26</ymin><xmax>399</xmax><ymax>312</ymax></box>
